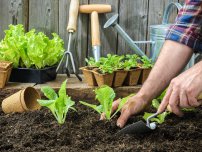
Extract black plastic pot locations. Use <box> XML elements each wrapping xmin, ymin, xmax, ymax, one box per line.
<box><xmin>9</xmin><ymin>66</ymin><xmax>57</xmax><ymax>84</ymax></box>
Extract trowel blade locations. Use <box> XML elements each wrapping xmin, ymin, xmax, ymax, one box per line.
<box><xmin>116</xmin><ymin>120</ymin><xmax>153</xmax><ymax>135</ymax></box>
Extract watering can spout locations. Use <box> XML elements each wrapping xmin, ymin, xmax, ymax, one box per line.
<box><xmin>104</xmin><ymin>14</ymin><xmax>148</xmax><ymax>59</ymax></box>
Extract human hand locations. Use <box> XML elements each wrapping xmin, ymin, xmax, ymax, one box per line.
<box><xmin>109</xmin><ymin>95</ymin><xmax>149</xmax><ymax>128</ymax></box>
<box><xmin>158</xmin><ymin>63</ymin><xmax>202</xmax><ymax>116</ymax></box>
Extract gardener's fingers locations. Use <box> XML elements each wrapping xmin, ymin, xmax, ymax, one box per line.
<box><xmin>169</xmin><ymin>90</ymin><xmax>183</xmax><ymax>117</ymax></box>
<box><xmin>179</xmin><ymin>91</ymin><xmax>190</xmax><ymax>108</ymax></box>
<box><xmin>112</xmin><ymin>98</ymin><xmax>121</xmax><ymax>114</ymax></box>
<box><xmin>117</xmin><ymin>106</ymin><xmax>132</xmax><ymax>128</ymax></box>
<box><xmin>157</xmin><ymin>87</ymin><xmax>172</xmax><ymax>114</ymax></box>
<box><xmin>100</xmin><ymin>99</ymin><xmax>121</xmax><ymax>120</ymax></box>
<box><xmin>187</xmin><ymin>95</ymin><xmax>202</xmax><ymax>107</ymax></box>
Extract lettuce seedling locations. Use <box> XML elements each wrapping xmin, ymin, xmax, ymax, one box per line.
<box><xmin>37</xmin><ymin>80</ymin><xmax>76</xmax><ymax>124</ymax></box>
<box><xmin>140</xmin><ymin>56</ymin><xmax>154</xmax><ymax>69</ymax></box>
<box><xmin>79</xmin><ymin>86</ymin><xmax>132</xmax><ymax>120</ymax></box>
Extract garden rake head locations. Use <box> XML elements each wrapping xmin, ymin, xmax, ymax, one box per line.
<box><xmin>56</xmin><ymin>0</ymin><xmax>82</xmax><ymax>81</ymax></box>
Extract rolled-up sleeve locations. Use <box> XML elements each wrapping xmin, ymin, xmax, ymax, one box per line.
<box><xmin>165</xmin><ymin>0</ymin><xmax>202</xmax><ymax>53</ymax></box>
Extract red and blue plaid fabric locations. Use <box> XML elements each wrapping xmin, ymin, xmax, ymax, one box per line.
<box><xmin>165</xmin><ymin>0</ymin><xmax>202</xmax><ymax>52</ymax></box>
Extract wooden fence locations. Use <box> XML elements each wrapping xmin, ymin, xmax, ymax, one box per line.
<box><xmin>0</xmin><ymin>0</ymin><xmax>184</xmax><ymax>71</ymax></box>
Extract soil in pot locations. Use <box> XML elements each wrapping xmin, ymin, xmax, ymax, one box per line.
<box><xmin>80</xmin><ymin>67</ymin><xmax>97</xmax><ymax>86</ymax></box>
<box><xmin>139</xmin><ymin>68</ymin><xmax>151</xmax><ymax>84</ymax></box>
<box><xmin>124</xmin><ymin>68</ymin><xmax>142</xmax><ymax>86</ymax></box>
<box><xmin>93</xmin><ymin>70</ymin><xmax>114</xmax><ymax>87</ymax></box>
<box><xmin>0</xmin><ymin>93</ymin><xmax>201</xmax><ymax>152</ymax></box>
<box><xmin>113</xmin><ymin>70</ymin><xmax>128</xmax><ymax>87</ymax></box>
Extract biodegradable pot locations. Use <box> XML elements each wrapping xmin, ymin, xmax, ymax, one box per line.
<box><xmin>139</xmin><ymin>68</ymin><xmax>152</xmax><ymax>84</ymax></box>
<box><xmin>0</xmin><ymin>68</ymin><xmax>12</xmax><ymax>89</ymax></box>
<box><xmin>80</xmin><ymin>67</ymin><xmax>97</xmax><ymax>86</ymax></box>
<box><xmin>2</xmin><ymin>87</ymin><xmax>41</xmax><ymax>114</ymax></box>
<box><xmin>0</xmin><ymin>61</ymin><xmax>13</xmax><ymax>89</ymax></box>
<box><xmin>124</xmin><ymin>68</ymin><xmax>142</xmax><ymax>86</ymax></box>
<box><xmin>113</xmin><ymin>70</ymin><xmax>128</xmax><ymax>87</ymax></box>
<box><xmin>9</xmin><ymin>65</ymin><xmax>57</xmax><ymax>84</ymax></box>
<box><xmin>93</xmin><ymin>70</ymin><xmax>114</xmax><ymax>87</ymax></box>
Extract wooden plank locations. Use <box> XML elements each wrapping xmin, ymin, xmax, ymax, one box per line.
<box><xmin>146</xmin><ymin>0</ymin><xmax>178</xmax><ymax>56</ymax></box>
<box><xmin>29</xmin><ymin>0</ymin><xmax>59</xmax><ymax>37</ymax></box>
<box><xmin>88</xmin><ymin>0</ymin><xmax>119</xmax><ymax>57</ymax></box>
<box><xmin>0</xmin><ymin>0</ymin><xmax>28</xmax><ymax>40</ymax></box>
<box><xmin>58</xmin><ymin>0</ymin><xmax>88</xmax><ymax>73</ymax></box>
<box><xmin>117</xmin><ymin>0</ymin><xmax>149</xmax><ymax>55</ymax></box>
<box><xmin>34</xmin><ymin>74</ymin><xmax>141</xmax><ymax>100</ymax></box>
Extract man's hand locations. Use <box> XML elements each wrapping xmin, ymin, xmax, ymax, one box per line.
<box><xmin>111</xmin><ymin>94</ymin><xmax>149</xmax><ymax>128</ymax></box>
<box><xmin>158</xmin><ymin>61</ymin><xmax>202</xmax><ymax>116</ymax></box>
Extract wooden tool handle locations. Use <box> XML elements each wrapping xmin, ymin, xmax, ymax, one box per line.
<box><xmin>91</xmin><ymin>11</ymin><xmax>101</xmax><ymax>46</ymax></box>
<box><xmin>167</xmin><ymin>92</ymin><xmax>202</xmax><ymax>112</ymax></box>
<box><xmin>79</xmin><ymin>4</ymin><xmax>112</xmax><ymax>13</ymax></box>
<box><xmin>67</xmin><ymin>0</ymin><xmax>79</xmax><ymax>32</ymax></box>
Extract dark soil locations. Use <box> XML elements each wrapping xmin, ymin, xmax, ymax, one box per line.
<box><xmin>0</xmin><ymin>95</ymin><xmax>201</xmax><ymax>152</ymax></box>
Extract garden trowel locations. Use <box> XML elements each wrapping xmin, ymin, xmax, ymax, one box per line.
<box><xmin>117</xmin><ymin>93</ymin><xmax>202</xmax><ymax>135</ymax></box>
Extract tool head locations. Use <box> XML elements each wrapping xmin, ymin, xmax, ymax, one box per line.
<box><xmin>92</xmin><ymin>46</ymin><xmax>101</xmax><ymax>62</ymax></box>
<box><xmin>79</xmin><ymin>4</ymin><xmax>112</xmax><ymax>14</ymax></box>
<box><xmin>116</xmin><ymin>120</ymin><xmax>157</xmax><ymax>135</ymax></box>
<box><xmin>104</xmin><ymin>14</ymin><xmax>119</xmax><ymax>28</ymax></box>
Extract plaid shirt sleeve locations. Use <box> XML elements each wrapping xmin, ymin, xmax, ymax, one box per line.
<box><xmin>165</xmin><ymin>0</ymin><xmax>202</xmax><ymax>52</ymax></box>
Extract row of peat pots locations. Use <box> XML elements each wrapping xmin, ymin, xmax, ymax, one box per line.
<box><xmin>81</xmin><ymin>67</ymin><xmax>151</xmax><ymax>87</ymax></box>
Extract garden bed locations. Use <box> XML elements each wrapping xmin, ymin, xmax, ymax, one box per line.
<box><xmin>0</xmin><ymin>94</ymin><xmax>201</xmax><ymax>152</ymax></box>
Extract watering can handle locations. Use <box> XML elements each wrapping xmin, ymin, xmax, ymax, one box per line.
<box><xmin>162</xmin><ymin>2</ymin><xmax>183</xmax><ymax>24</ymax></box>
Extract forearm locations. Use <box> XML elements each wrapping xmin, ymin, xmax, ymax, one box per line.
<box><xmin>138</xmin><ymin>40</ymin><xmax>193</xmax><ymax>103</ymax></box>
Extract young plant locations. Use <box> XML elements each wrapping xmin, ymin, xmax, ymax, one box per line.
<box><xmin>123</xmin><ymin>54</ymin><xmax>141</xmax><ymax>70</ymax></box>
<box><xmin>37</xmin><ymin>80</ymin><xmax>76</xmax><ymax>124</ymax></box>
<box><xmin>79</xmin><ymin>85</ymin><xmax>133</xmax><ymax>120</ymax></box>
<box><xmin>85</xmin><ymin>57</ymin><xmax>99</xmax><ymax>67</ymax></box>
<box><xmin>140</xmin><ymin>56</ymin><xmax>154</xmax><ymax>69</ymax></box>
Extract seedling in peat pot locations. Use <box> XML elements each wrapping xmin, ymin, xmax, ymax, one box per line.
<box><xmin>140</xmin><ymin>56</ymin><xmax>154</xmax><ymax>69</ymax></box>
<box><xmin>37</xmin><ymin>80</ymin><xmax>76</xmax><ymax>124</ymax></box>
<box><xmin>80</xmin><ymin>85</ymin><xmax>133</xmax><ymax>120</ymax></box>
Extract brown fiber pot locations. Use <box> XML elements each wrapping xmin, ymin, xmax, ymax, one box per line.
<box><xmin>93</xmin><ymin>70</ymin><xmax>114</xmax><ymax>87</ymax></box>
<box><xmin>124</xmin><ymin>68</ymin><xmax>142</xmax><ymax>86</ymax></box>
<box><xmin>113</xmin><ymin>70</ymin><xmax>128</xmax><ymax>87</ymax></box>
<box><xmin>0</xmin><ymin>61</ymin><xmax>13</xmax><ymax>88</ymax></box>
<box><xmin>139</xmin><ymin>68</ymin><xmax>152</xmax><ymax>84</ymax></box>
<box><xmin>2</xmin><ymin>87</ymin><xmax>41</xmax><ymax>114</ymax></box>
<box><xmin>80</xmin><ymin>67</ymin><xmax>97</xmax><ymax>86</ymax></box>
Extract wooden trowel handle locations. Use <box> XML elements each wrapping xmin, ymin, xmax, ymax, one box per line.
<box><xmin>67</xmin><ymin>0</ymin><xmax>79</xmax><ymax>32</ymax></box>
<box><xmin>91</xmin><ymin>11</ymin><xmax>101</xmax><ymax>46</ymax></box>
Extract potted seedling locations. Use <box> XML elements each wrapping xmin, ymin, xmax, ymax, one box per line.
<box><xmin>0</xmin><ymin>24</ymin><xmax>64</xmax><ymax>83</ymax></box>
<box><xmin>123</xmin><ymin>54</ymin><xmax>142</xmax><ymax>86</ymax></box>
<box><xmin>110</xmin><ymin>54</ymin><xmax>128</xmax><ymax>87</ymax></box>
<box><xmin>0</xmin><ymin>61</ymin><xmax>13</xmax><ymax>88</ymax></box>
<box><xmin>80</xmin><ymin>85</ymin><xmax>133</xmax><ymax>120</ymax></box>
<box><xmin>93</xmin><ymin>54</ymin><xmax>116</xmax><ymax>87</ymax></box>
<box><xmin>80</xmin><ymin>57</ymin><xmax>99</xmax><ymax>86</ymax></box>
<box><xmin>37</xmin><ymin>80</ymin><xmax>76</xmax><ymax>124</ymax></box>
<box><xmin>139</xmin><ymin>56</ymin><xmax>154</xmax><ymax>84</ymax></box>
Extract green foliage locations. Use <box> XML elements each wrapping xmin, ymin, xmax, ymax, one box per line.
<box><xmin>0</xmin><ymin>24</ymin><xmax>64</xmax><ymax>69</ymax></box>
<box><xmin>37</xmin><ymin>80</ymin><xmax>76</xmax><ymax>124</ymax></box>
<box><xmin>123</xmin><ymin>54</ymin><xmax>141</xmax><ymax>70</ymax></box>
<box><xmin>140</xmin><ymin>56</ymin><xmax>154</xmax><ymax>69</ymax></box>
<box><xmin>79</xmin><ymin>86</ymin><xmax>132</xmax><ymax>120</ymax></box>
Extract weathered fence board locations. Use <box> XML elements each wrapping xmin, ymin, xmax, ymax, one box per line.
<box><xmin>0</xmin><ymin>0</ymin><xmax>184</xmax><ymax>71</ymax></box>
<box><xmin>118</xmin><ymin>0</ymin><xmax>148</xmax><ymax>55</ymax></box>
<box><xmin>0</xmin><ymin>0</ymin><xmax>28</xmax><ymax>38</ymax></box>
<box><xmin>29</xmin><ymin>0</ymin><xmax>59</xmax><ymax>36</ymax></box>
